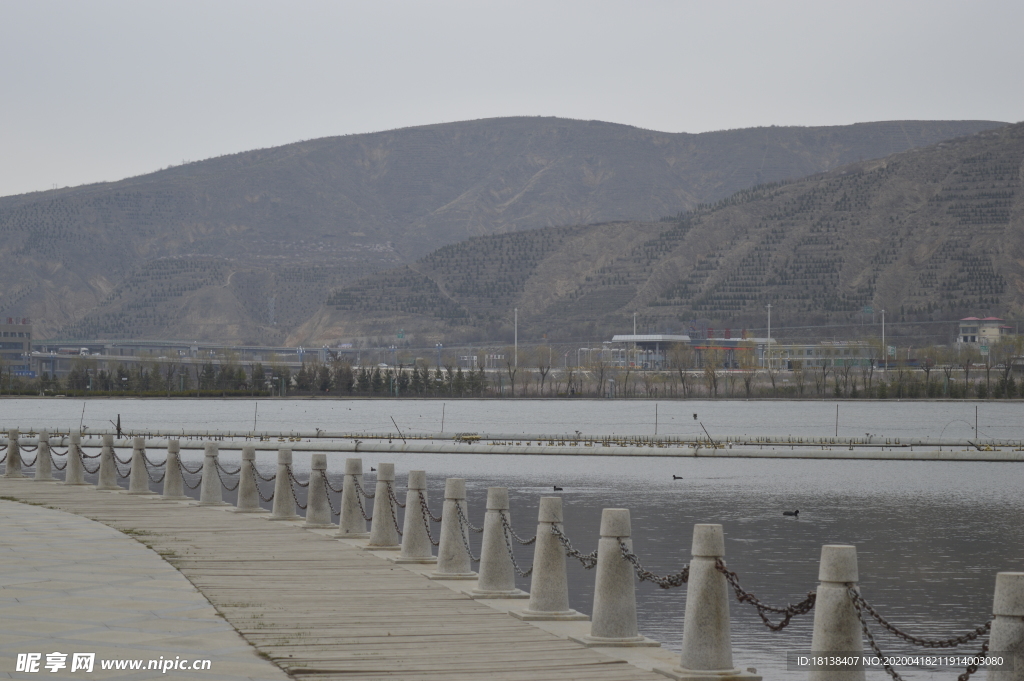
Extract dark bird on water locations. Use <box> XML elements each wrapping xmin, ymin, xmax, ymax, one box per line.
<box><xmin>370</xmin><ymin>467</ymin><xmax>376</xmax><ymax>472</ymax></box>
<box><xmin>783</xmin><ymin>510</ymin><xmax>799</xmax><ymax>517</ymax></box>
<box><xmin>672</xmin><ymin>475</ymin><xmax>683</xmax><ymax>480</ymax></box>
<box><xmin>553</xmin><ymin>485</ymin><xmax>563</xmax><ymax>491</ymax></box>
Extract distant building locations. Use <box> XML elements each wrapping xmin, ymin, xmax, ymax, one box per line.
<box><xmin>607</xmin><ymin>334</ymin><xmax>691</xmax><ymax>369</ymax></box>
<box><xmin>958</xmin><ymin>317</ymin><xmax>1013</xmax><ymax>346</ymax></box>
<box><xmin>0</xmin><ymin>318</ymin><xmax>34</xmax><ymax>377</ymax></box>
<box><xmin>770</xmin><ymin>340</ymin><xmax>873</xmax><ymax>371</ymax></box>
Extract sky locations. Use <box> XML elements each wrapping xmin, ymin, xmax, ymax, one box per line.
<box><xmin>1</xmin><ymin>0</ymin><xmax>1022</xmax><ymax>198</ymax></box>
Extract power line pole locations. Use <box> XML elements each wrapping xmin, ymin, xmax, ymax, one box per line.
<box><xmin>766</xmin><ymin>303</ymin><xmax>772</xmax><ymax>369</ymax></box>
<box><xmin>514</xmin><ymin>308</ymin><xmax>518</xmax><ymax>369</ymax></box>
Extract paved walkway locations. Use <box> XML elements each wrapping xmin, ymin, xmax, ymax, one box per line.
<box><xmin>0</xmin><ymin>497</ymin><xmax>289</xmax><ymax>680</ymax></box>
<box><xmin>0</xmin><ymin>479</ymin><xmax>673</xmax><ymax>681</ymax></box>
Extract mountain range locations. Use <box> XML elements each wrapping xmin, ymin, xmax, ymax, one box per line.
<box><xmin>0</xmin><ymin>116</ymin><xmax>1008</xmax><ymax>344</ymax></box>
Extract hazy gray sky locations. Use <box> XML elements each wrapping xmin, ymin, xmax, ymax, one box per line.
<box><xmin>2</xmin><ymin>0</ymin><xmax>1021</xmax><ymax>198</ymax></box>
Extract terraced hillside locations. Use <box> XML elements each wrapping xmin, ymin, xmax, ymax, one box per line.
<box><xmin>295</xmin><ymin>123</ymin><xmax>1024</xmax><ymax>346</ymax></box>
<box><xmin>0</xmin><ymin>117</ymin><xmax>1004</xmax><ymax>342</ymax></box>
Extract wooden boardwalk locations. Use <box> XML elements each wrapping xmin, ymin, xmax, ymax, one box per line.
<box><xmin>0</xmin><ymin>479</ymin><xmax>670</xmax><ymax>681</ymax></box>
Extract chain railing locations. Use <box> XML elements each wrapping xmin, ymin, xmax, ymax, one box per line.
<box><xmin>113</xmin><ymin>452</ymin><xmax>132</xmax><ymax>466</ymax></box>
<box><xmin>115</xmin><ymin>461</ymin><xmax>132</xmax><ymax>479</ymax></box>
<box><xmin>215</xmin><ymin>462</ymin><xmax>240</xmax><ymax>492</ymax></box>
<box><xmin>19</xmin><ymin>444</ymin><xmax>38</xmax><ymax>452</ymax></box>
<box><xmin>321</xmin><ymin>471</ymin><xmax>344</xmax><ymax>494</ymax></box>
<box><xmin>454</xmin><ymin>503</ymin><xmax>480</xmax><ymax>562</ymax></box>
<box><xmin>20</xmin><ymin>453</ymin><xmax>39</xmax><ymax>467</ymax></box>
<box><xmin>179</xmin><ymin>461</ymin><xmax>203</xmax><ymax>475</ymax></box>
<box><xmin>251</xmin><ymin>468</ymin><xmax>274</xmax><ymax>502</ymax></box>
<box><xmin>50</xmin><ymin>447</ymin><xmax>69</xmax><ymax>456</ymax></box>
<box><xmin>418</xmin><ymin>492</ymin><xmax>440</xmax><ymax>546</ymax></box>
<box><xmin>550</xmin><ymin>526</ymin><xmax>597</xmax><ymax>569</ymax></box>
<box><xmin>180</xmin><ymin>467</ymin><xmax>202</xmax><ymax>490</ymax></box>
<box><xmin>846</xmin><ymin>586</ymin><xmax>992</xmax><ymax>681</ymax></box>
<box><xmin>286</xmin><ymin>465</ymin><xmax>309</xmax><ymax>488</ymax></box>
<box><xmin>143</xmin><ymin>454</ymin><xmax>166</xmax><ymax>468</ymax></box>
<box><xmin>253</xmin><ymin>467</ymin><xmax>276</xmax><ymax>482</ymax></box>
<box><xmin>217</xmin><ymin>461</ymin><xmax>242</xmax><ymax>476</ymax></box>
<box><xmin>386</xmin><ymin>482</ymin><xmax>406</xmax><ymax>508</ymax></box>
<box><xmin>322</xmin><ymin>476</ymin><xmax>340</xmax><ymax>517</ymax></box>
<box><xmin>80</xmin><ymin>447</ymin><xmax>102</xmax><ymax>459</ymax></box>
<box><xmin>51</xmin><ymin>454</ymin><xmax>68</xmax><ymax>471</ymax></box>
<box><xmin>353</xmin><ymin>478</ymin><xmax>374</xmax><ymax>498</ymax></box>
<box><xmin>615</xmin><ymin>541</ymin><xmax>689</xmax><ymax>588</ymax></box>
<box><xmin>714</xmin><ymin>559</ymin><xmax>815</xmax><ymax>630</ymax></box>
<box><xmin>499</xmin><ymin>512</ymin><xmax>532</xmax><ymax>577</ymax></box>
<box><xmin>501</xmin><ymin>514</ymin><xmax>536</xmax><ymax>545</ymax></box>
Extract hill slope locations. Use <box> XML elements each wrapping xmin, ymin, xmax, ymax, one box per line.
<box><xmin>0</xmin><ymin>117</ymin><xmax>1005</xmax><ymax>342</ymax></box>
<box><xmin>297</xmin><ymin>122</ymin><xmax>1024</xmax><ymax>346</ymax></box>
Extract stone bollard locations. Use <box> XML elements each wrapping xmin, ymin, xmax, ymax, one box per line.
<box><xmin>659</xmin><ymin>524</ymin><xmax>760</xmax><ymax>680</ymax></box>
<box><xmin>336</xmin><ymin>458</ymin><xmax>369</xmax><ymax>538</ymax></box>
<box><xmin>161</xmin><ymin>441</ymin><xmax>189</xmax><ymax>500</ymax></box>
<box><xmin>127</xmin><ymin>437</ymin><xmax>156</xmax><ymax>494</ymax></box>
<box><xmin>303</xmin><ymin>454</ymin><xmax>335</xmax><ymax>528</ymax></box>
<box><xmin>430</xmin><ymin>478</ymin><xmax>477</xmax><ymax>579</ymax></box>
<box><xmin>808</xmin><ymin>545</ymin><xmax>864</xmax><ymax>681</ymax></box>
<box><xmin>366</xmin><ymin>463</ymin><xmax>400</xmax><ymax>549</ymax></box>
<box><xmin>989</xmin><ymin>572</ymin><xmax>1024</xmax><ymax>681</ymax></box>
<box><xmin>514</xmin><ymin>496</ymin><xmax>587</xmax><ymax>620</ymax></box>
<box><xmin>95</xmin><ymin>434</ymin><xmax>120</xmax><ymax>490</ymax></box>
<box><xmin>62</xmin><ymin>433</ymin><xmax>87</xmax><ymax>486</ymax></box>
<box><xmin>33</xmin><ymin>430</ymin><xmax>55</xmax><ymax>482</ymax></box>
<box><xmin>394</xmin><ymin>471</ymin><xmax>437</xmax><ymax>564</ymax></box>
<box><xmin>233</xmin><ymin>446</ymin><xmax>268</xmax><ymax>512</ymax></box>
<box><xmin>471</xmin><ymin>487</ymin><xmax>528</xmax><ymax>599</ymax></box>
<box><xmin>268</xmin><ymin>449</ymin><xmax>300</xmax><ymax>520</ymax></box>
<box><xmin>197</xmin><ymin>442</ymin><xmax>229</xmax><ymax>506</ymax></box>
<box><xmin>4</xmin><ymin>428</ymin><xmax>26</xmax><ymax>478</ymax></box>
<box><xmin>571</xmin><ymin>508</ymin><xmax>658</xmax><ymax>646</ymax></box>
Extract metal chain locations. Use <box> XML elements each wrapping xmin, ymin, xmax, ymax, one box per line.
<box><xmin>388</xmin><ymin>494</ymin><xmax>402</xmax><ymax>536</ymax></box>
<box><xmin>286</xmin><ymin>465</ymin><xmax>309</xmax><ymax>488</ymax></box>
<box><xmin>500</xmin><ymin>512</ymin><xmax>532</xmax><ymax>577</ymax></box>
<box><xmin>321</xmin><ymin>471</ymin><xmax>344</xmax><ymax>494</ymax></box>
<box><xmin>144</xmin><ymin>455</ymin><xmax>166</xmax><ymax>467</ymax></box>
<box><xmin>418</xmin><ymin>492</ymin><xmax>440</xmax><ymax>546</ymax></box>
<box><xmin>287</xmin><ymin>471</ymin><xmax>307</xmax><ymax>510</ymax></box>
<box><xmin>82</xmin><ymin>461</ymin><xmax>100</xmax><ymax>475</ymax></box>
<box><xmin>0</xmin><ymin>443</ymin><xmax>7</xmax><ymax>451</ymax></box>
<box><xmin>500</xmin><ymin>513</ymin><xmax>536</xmax><ymax>545</ymax></box>
<box><xmin>251</xmin><ymin>467</ymin><xmax>274</xmax><ymax>502</ymax></box>
<box><xmin>715</xmin><ymin>559</ymin><xmax>815</xmax><ymax>629</ymax></box>
<box><xmin>386</xmin><ymin>482</ymin><xmax>406</xmax><ymax>508</ymax></box>
<box><xmin>51</xmin><ymin>454</ymin><xmax>68</xmax><ymax>471</ymax></box>
<box><xmin>848</xmin><ymin>588</ymin><xmax>991</xmax><ymax>648</ymax></box>
<box><xmin>21</xmin><ymin>453</ymin><xmax>39</xmax><ymax>467</ymax></box>
<box><xmin>320</xmin><ymin>472</ymin><xmax>340</xmax><ymax>516</ymax></box>
<box><xmin>454</xmin><ymin>503</ymin><xmax>480</xmax><ymax>562</ymax></box>
<box><xmin>115</xmin><ymin>462</ymin><xmax>132</xmax><ymax>479</ymax></box>
<box><xmin>456</xmin><ymin>502</ymin><xmax>484</xmax><ymax>532</ymax></box>
<box><xmin>114</xmin><ymin>452</ymin><xmax>132</xmax><ymax>465</ymax></box>
<box><xmin>253</xmin><ymin>466</ymin><xmax>276</xmax><ymax>482</ymax></box>
<box><xmin>354</xmin><ymin>486</ymin><xmax>372</xmax><ymax>520</ymax></box>
<box><xmin>20</xmin><ymin>444</ymin><xmax>39</xmax><ymax>452</ymax></box>
<box><xmin>50</xmin><ymin>447</ymin><xmax>69</xmax><ymax>456</ymax></box>
<box><xmin>217</xmin><ymin>461</ymin><xmax>242</xmax><ymax>476</ymax></box>
<box><xmin>550</xmin><ymin>526</ymin><xmax>597</xmax><ymax>569</ymax></box>
<box><xmin>956</xmin><ymin>640</ymin><xmax>991</xmax><ymax>681</ymax></box>
<box><xmin>180</xmin><ymin>467</ymin><xmax>202</xmax><ymax>490</ymax></box>
<box><xmin>0</xmin><ymin>452</ymin><xmax>5</xmax><ymax>465</ymax></box>
<box><xmin>80</xmin><ymin>447</ymin><xmax>102</xmax><ymax>459</ymax></box>
<box><xmin>619</xmin><ymin>541</ymin><xmax>689</xmax><ymax>588</ymax></box>
<box><xmin>146</xmin><ymin>466</ymin><xmax>166</xmax><ymax>484</ymax></box>
<box><xmin>179</xmin><ymin>461</ymin><xmax>204</xmax><ymax>475</ymax></box>
<box><xmin>215</xmin><ymin>461</ymin><xmax>240</xmax><ymax>492</ymax></box>
<box><xmin>354</xmin><ymin>477</ymin><xmax>375</xmax><ymax>498</ymax></box>
<box><xmin>418</xmin><ymin>491</ymin><xmax>442</xmax><ymax>522</ymax></box>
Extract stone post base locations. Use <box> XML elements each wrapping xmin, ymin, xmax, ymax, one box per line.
<box><xmin>512</xmin><ymin>608</ymin><xmax>588</xmax><ymax>621</ymax></box>
<box><xmin>569</xmin><ymin>634</ymin><xmax>660</xmax><ymax>648</ymax></box>
<box><xmin>654</xmin><ymin>666</ymin><xmax>761</xmax><ymax>681</ymax></box>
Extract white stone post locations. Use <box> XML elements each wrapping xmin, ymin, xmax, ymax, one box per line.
<box><xmin>95</xmin><ymin>434</ymin><xmax>120</xmax><ymax>490</ymax></box>
<box><xmin>572</xmin><ymin>508</ymin><xmax>658</xmax><ymax>647</ymax></box>
<box><xmin>233</xmin><ymin>446</ymin><xmax>267</xmax><ymax>512</ymax></box>
<box><xmin>303</xmin><ymin>453</ymin><xmax>335</xmax><ymax>528</ymax></box>
<box><xmin>268</xmin><ymin>449</ymin><xmax>300</xmax><ymax>520</ymax></box>
<box><xmin>471</xmin><ymin>487</ymin><xmax>528</xmax><ymax>598</ymax></box>
<box><xmin>808</xmin><ymin>545</ymin><xmax>864</xmax><ymax>681</ymax></box>
<box><xmin>660</xmin><ymin>524</ymin><xmax>759</xmax><ymax>680</ymax></box>
<box><xmin>33</xmin><ymin>430</ymin><xmax>55</xmax><ymax>482</ymax></box>
<box><xmin>336</xmin><ymin>458</ymin><xmax>368</xmax><ymax>537</ymax></box>
<box><xmin>515</xmin><ymin>496</ymin><xmax>587</xmax><ymax>620</ymax></box>
<box><xmin>4</xmin><ymin>428</ymin><xmax>26</xmax><ymax>478</ymax></box>
<box><xmin>367</xmin><ymin>463</ymin><xmax>400</xmax><ymax>549</ymax></box>
<box><xmin>430</xmin><ymin>478</ymin><xmax>476</xmax><ymax>579</ymax></box>
<box><xmin>161</xmin><ymin>441</ymin><xmax>189</xmax><ymax>499</ymax></box>
<box><xmin>394</xmin><ymin>471</ymin><xmax>436</xmax><ymax>563</ymax></box>
<box><xmin>989</xmin><ymin>572</ymin><xmax>1024</xmax><ymax>681</ymax></box>
<box><xmin>197</xmin><ymin>442</ymin><xmax>228</xmax><ymax>506</ymax></box>
<box><xmin>62</xmin><ymin>432</ymin><xmax>87</xmax><ymax>486</ymax></box>
<box><xmin>127</xmin><ymin>437</ymin><xmax>155</xmax><ymax>494</ymax></box>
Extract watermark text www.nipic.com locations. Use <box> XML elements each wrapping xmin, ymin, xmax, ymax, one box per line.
<box><xmin>16</xmin><ymin>653</ymin><xmax>213</xmax><ymax>673</ymax></box>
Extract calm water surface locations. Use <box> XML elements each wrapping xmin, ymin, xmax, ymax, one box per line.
<box><xmin>4</xmin><ymin>398</ymin><xmax>1023</xmax><ymax>680</ymax></box>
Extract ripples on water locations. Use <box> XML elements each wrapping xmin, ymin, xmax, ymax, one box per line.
<box><xmin>5</xmin><ymin>398</ymin><xmax>1023</xmax><ymax>680</ymax></box>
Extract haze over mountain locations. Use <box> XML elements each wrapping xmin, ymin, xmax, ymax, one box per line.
<box><xmin>0</xmin><ymin>116</ymin><xmax>1006</xmax><ymax>343</ymax></box>
<box><xmin>298</xmin><ymin>122</ymin><xmax>1024</xmax><ymax>348</ymax></box>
